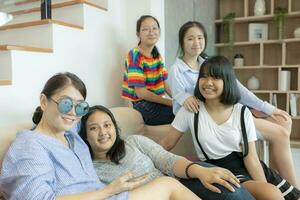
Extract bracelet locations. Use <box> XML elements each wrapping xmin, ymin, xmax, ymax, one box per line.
<box><xmin>185</xmin><ymin>162</ymin><xmax>198</xmax><ymax>178</ymax></box>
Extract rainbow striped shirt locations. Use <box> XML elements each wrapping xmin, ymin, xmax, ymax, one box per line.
<box><xmin>122</xmin><ymin>47</ymin><xmax>168</xmax><ymax>101</ymax></box>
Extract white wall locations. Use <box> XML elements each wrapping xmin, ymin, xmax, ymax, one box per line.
<box><xmin>164</xmin><ymin>0</ymin><xmax>216</xmax><ymax>68</ymax></box>
<box><xmin>0</xmin><ymin>0</ymin><xmax>165</xmax><ymax>125</ymax></box>
<box><xmin>124</xmin><ymin>0</ymin><xmax>165</xmax><ymax>58</ymax></box>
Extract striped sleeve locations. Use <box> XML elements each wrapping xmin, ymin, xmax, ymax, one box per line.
<box><xmin>0</xmin><ymin>136</ymin><xmax>56</xmax><ymax>200</ymax></box>
<box><xmin>161</xmin><ymin>61</ymin><xmax>168</xmax><ymax>81</ymax></box>
<box><xmin>126</xmin><ymin>50</ymin><xmax>145</xmax><ymax>88</ymax></box>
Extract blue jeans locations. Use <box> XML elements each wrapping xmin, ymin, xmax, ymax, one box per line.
<box><xmin>179</xmin><ymin>179</ymin><xmax>254</xmax><ymax>200</ymax></box>
<box><xmin>132</xmin><ymin>100</ymin><xmax>174</xmax><ymax>125</ymax></box>
<box><xmin>179</xmin><ymin>161</ymin><xmax>255</xmax><ymax>200</ymax></box>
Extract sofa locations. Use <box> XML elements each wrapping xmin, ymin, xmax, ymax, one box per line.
<box><xmin>0</xmin><ymin>107</ymin><xmax>267</xmax><ymax>199</ymax></box>
<box><xmin>0</xmin><ymin>107</ymin><xmax>196</xmax><ymax>168</ymax></box>
<box><xmin>0</xmin><ymin>107</ymin><xmax>196</xmax><ymax>199</ymax></box>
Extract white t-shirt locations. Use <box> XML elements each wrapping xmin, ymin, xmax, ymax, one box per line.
<box><xmin>172</xmin><ymin>102</ymin><xmax>257</xmax><ymax>161</ymax></box>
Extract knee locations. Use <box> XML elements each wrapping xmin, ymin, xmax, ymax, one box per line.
<box><xmin>278</xmin><ymin>126</ymin><xmax>290</xmax><ymax>140</ymax></box>
<box><xmin>264</xmin><ymin>184</ymin><xmax>284</xmax><ymax>200</ymax></box>
<box><xmin>225</xmin><ymin>186</ymin><xmax>254</xmax><ymax>200</ymax></box>
<box><xmin>268</xmin><ymin>126</ymin><xmax>290</xmax><ymax>145</ymax></box>
<box><xmin>279</xmin><ymin>116</ymin><xmax>292</xmax><ymax>138</ymax></box>
<box><xmin>214</xmin><ymin>184</ymin><xmax>255</xmax><ymax>200</ymax></box>
<box><xmin>286</xmin><ymin>116</ymin><xmax>292</xmax><ymax>134</ymax></box>
<box><xmin>154</xmin><ymin>176</ymin><xmax>182</xmax><ymax>189</ymax></box>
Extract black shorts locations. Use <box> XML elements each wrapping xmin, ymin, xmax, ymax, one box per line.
<box><xmin>132</xmin><ymin>100</ymin><xmax>174</xmax><ymax>125</ymax></box>
<box><xmin>205</xmin><ymin>152</ymin><xmax>300</xmax><ymax>200</ymax></box>
<box><xmin>206</xmin><ymin>152</ymin><xmax>251</xmax><ymax>183</ymax></box>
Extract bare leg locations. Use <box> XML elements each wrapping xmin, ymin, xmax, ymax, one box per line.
<box><xmin>243</xmin><ymin>180</ymin><xmax>284</xmax><ymax>200</ymax></box>
<box><xmin>254</xmin><ymin>117</ymin><xmax>300</xmax><ymax>189</ymax></box>
<box><xmin>129</xmin><ymin>176</ymin><xmax>201</xmax><ymax>200</ymax></box>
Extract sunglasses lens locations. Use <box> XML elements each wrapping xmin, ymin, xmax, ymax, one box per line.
<box><xmin>57</xmin><ymin>98</ymin><xmax>73</xmax><ymax>114</ymax></box>
<box><xmin>75</xmin><ymin>101</ymin><xmax>89</xmax><ymax>117</ymax></box>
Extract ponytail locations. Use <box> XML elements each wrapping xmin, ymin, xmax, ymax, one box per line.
<box><xmin>32</xmin><ymin>106</ymin><xmax>43</xmax><ymax>125</ymax></box>
<box><xmin>151</xmin><ymin>46</ymin><xmax>160</xmax><ymax>59</ymax></box>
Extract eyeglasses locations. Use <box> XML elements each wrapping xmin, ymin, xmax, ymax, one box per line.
<box><xmin>51</xmin><ymin>96</ymin><xmax>89</xmax><ymax>117</ymax></box>
<box><xmin>140</xmin><ymin>26</ymin><xmax>159</xmax><ymax>33</ymax></box>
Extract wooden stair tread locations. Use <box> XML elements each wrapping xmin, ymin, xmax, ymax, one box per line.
<box><xmin>0</xmin><ymin>80</ymin><xmax>12</xmax><ymax>86</ymax></box>
<box><xmin>0</xmin><ymin>44</ymin><xmax>53</xmax><ymax>53</ymax></box>
<box><xmin>0</xmin><ymin>19</ymin><xmax>83</xmax><ymax>30</ymax></box>
<box><xmin>15</xmin><ymin>0</ymin><xmax>39</xmax><ymax>5</ymax></box>
<box><xmin>10</xmin><ymin>0</ymin><xmax>107</xmax><ymax>15</ymax></box>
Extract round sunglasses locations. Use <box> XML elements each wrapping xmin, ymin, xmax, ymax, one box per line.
<box><xmin>51</xmin><ymin>96</ymin><xmax>89</xmax><ymax>117</ymax></box>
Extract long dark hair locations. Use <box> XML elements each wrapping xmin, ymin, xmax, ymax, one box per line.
<box><xmin>32</xmin><ymin>72</ymin><xmax>87</xmax><ymax>124</ymax></box>
<box><xmin>178</xmin><ymin>21</ymin><xmax>207</xmax><ymax>58</ymax></box>
<box><xmin>79</xmin><ymin>105</ymin><xmax>125</xmax><ymax>164</ymax></box>
<box><xmin>194</xmin><ymin>56</ymin><xmax>240</xmax><ymax>105</ymax></box>
<box><xmin>136</xmin><ymin>15</ymin><xmax>160</xmax><ymax>59</ymax></box>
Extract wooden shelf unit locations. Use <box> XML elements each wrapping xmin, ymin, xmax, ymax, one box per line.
<box><xmin>216</xmin><ymin>0</ymin><xmax>300</xmax><ymax>144</ymax></box>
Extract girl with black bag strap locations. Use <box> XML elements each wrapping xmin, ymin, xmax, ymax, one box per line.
<box><xmin>169</xmin><ymin>21</ymin><xmax>299</xmax><ymax>189</ymax></box>
<box><xmin>161</xmin><ymin>56</ymin><xmax>300</xmax><ymax>200</ymax></box>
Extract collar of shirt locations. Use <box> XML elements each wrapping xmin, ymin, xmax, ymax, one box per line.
<box><xmin>176</xmin><ymin>56</ymin><xmax>205</xmax><ymax>73</ymax></box>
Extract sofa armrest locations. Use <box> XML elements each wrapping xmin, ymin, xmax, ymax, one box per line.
<box><xmin>0</xmin><ymin>122</ymin><xmax>31</xmax><ymax>168</ymax></box>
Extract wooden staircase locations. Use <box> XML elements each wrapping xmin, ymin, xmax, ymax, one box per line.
<box><xmin>0</xmin><ymin>0</ymin><xmax>107</xmax><ymax>85</ymax></box>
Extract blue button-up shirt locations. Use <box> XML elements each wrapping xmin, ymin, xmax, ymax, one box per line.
<box><xmin>0</xmin><ymin>127</ymin><xmax>128</xmax><ymax>200</ymax></box>
<box><xmin>169</xmin><ymin>58</ymin><xmax>201</xmax><ymax>114</ymax></box>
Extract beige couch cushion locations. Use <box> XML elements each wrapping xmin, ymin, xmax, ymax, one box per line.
<box><xmin>110</xmin><ymin>107</ymin><xmax>145</xmax><ymax>136</ymax></box>
<box><xmin>0</xmin><ymin>122</ymin><xmax>31</xmax><ymax>165</ymax></box>
<box><xmin>111</xmin><ymin>107</ymin><xmax>196</xmax><ymax>156</ymax></box>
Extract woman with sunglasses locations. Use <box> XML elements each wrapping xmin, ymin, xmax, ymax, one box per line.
<box><xmin>0</xmin><ymin>72</ymin><xmax>200</xmax><ymax>200</ymax></box>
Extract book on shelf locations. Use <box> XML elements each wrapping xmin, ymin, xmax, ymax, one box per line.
<box><xmin>272</xmin><ymin>94</ymin><xmax>277</xmax><ymax>107</ymax></box>
<box><xmin>249</xmin><ymin>23</ymin><xmax>268</xmax><ymax>41</ymax></box>
<box><xmin>290</xmin><ymin>94</ymin><xmax>297</xmax><ymax>117</ymax></box>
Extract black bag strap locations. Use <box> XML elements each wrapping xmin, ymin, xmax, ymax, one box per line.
<box><xmin>193</xmin><ymin>112</ymin><xmax>210</xmax><ymax>161</ymax></box>
<box><xmin>193</xmin><ymin>105</ymin><xmax>249</xmax><ymax>160</ymax></box>
<box><xmin>241</xmin><ymin>105</ymin><xmax>249</xmax><ymax>157</ymax></box>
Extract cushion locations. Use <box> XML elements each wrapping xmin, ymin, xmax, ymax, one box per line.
<box><xmin>0</xmin><ymin>121</ymin><xmax>31</xmax><ymax>167</ymax></box>
<box><xmin>110</xmin><ymin>107</ymin><xmax>197</xmax><ymax>156</ymax></box>
<box><xmin>110</xmin><ymin>107</ymin><xmax>145</xmax><ymax>136</ymax></box>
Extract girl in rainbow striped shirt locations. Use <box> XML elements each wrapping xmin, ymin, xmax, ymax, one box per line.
<box><xmin>122</xmin><ymin>15</ymin><xmax>174</xmax><ymax>125</ymax></box>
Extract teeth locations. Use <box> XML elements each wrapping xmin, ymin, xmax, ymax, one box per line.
<box><xmin>98</xmin><ymin>137</ymin><xmax>110</xmax><ymax>143</ymax></box>
<box><xmin>62</xmin><ymin>117</ymin><xmax>74</xmax><ymax>123</ymax></box>
<box><xmin>204</xmin><ymin>88</ymin><xmax>214</xmax><ymax>91</ymax></box>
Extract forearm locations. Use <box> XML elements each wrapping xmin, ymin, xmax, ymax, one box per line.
<box><xmin>164</xmin><ymin>82</ymin><xmax>172</xmax><ymax>98</ymax></box>
<box><xmin>159</xmin><ymin>127</ymin><xmax>182</xmax><ymax>151</ymax></box>
<box><xmin>160</xmin><ymin>136</ymin><xmax>175</xmax><ymax>151</ymax></box>
<box><xmin>173</xmin><ymin>158</ymin><xmax>206</xmax><ymax>179</ymax></box>
<box><xmin>244</xmin><ymin>155</ymin><xmax>266</xmax><ymax>182</ymax></box>
<box><xmin>135</xmin><ymin>87</ymin><xmax>172</xmax><ymax>106</ymax></box>
<box><xmin>237</xmin><ymin>79</ymin><xmax>275</xmax><ymax>115</ymax></box>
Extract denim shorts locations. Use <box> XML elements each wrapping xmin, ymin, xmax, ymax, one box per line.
<box><xmin>132</xmin><ymin>100</ymin><xmax>174</xmax><ymax>125</ymax></box>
